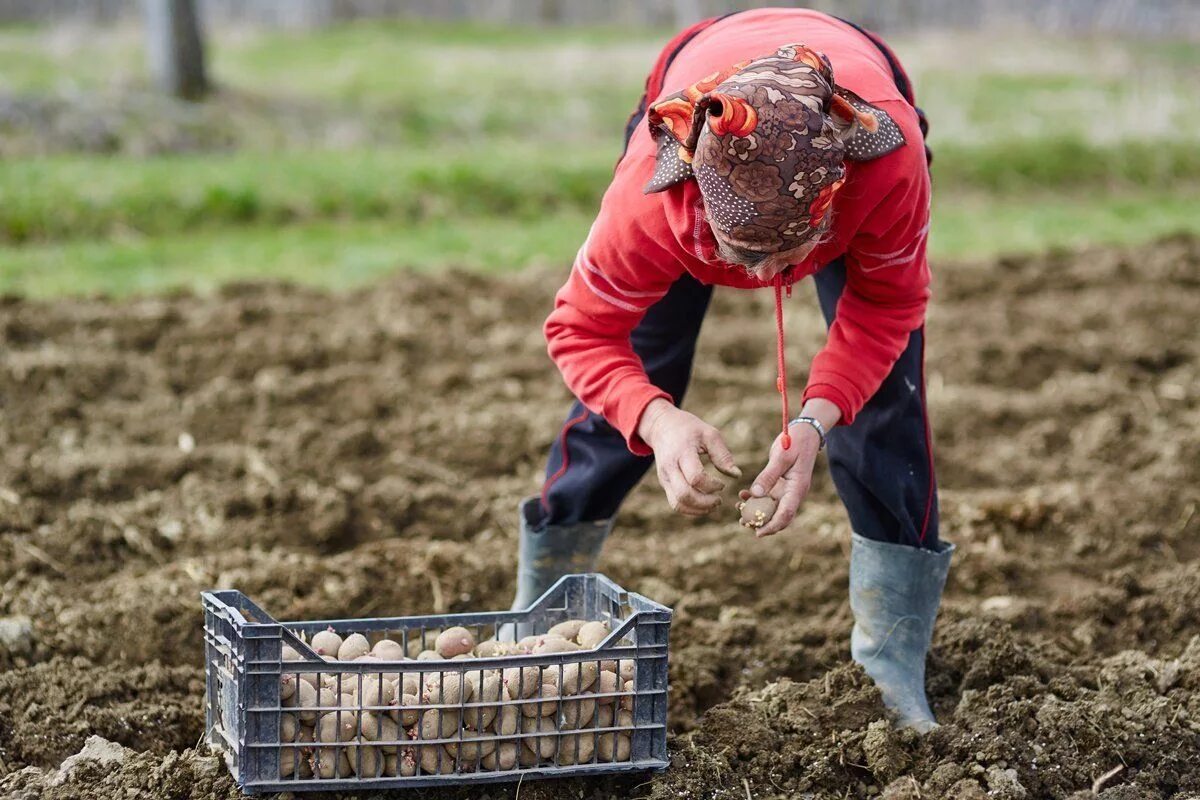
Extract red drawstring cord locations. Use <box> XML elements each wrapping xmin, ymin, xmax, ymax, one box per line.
<box><xmin>774</xmin><ymin>275</ymin><xmax>792</xmax><ymax>451</ymax></box>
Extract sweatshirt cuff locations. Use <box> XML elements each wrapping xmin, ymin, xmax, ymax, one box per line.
<box><xmin>606</xmin><ymin>383</ymin><xmax>672</xmax><ymax>456</ymax></box>
<box><xmin>801</xmin><ymin>382</ymin><xmax>857</xmax><ymax>427</ymax></box>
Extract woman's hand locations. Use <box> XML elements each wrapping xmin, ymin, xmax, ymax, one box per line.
<box><xmin>638</xmin><ymin>398</ymin><xmax>741</xmax><ymax>517</ymax></box>
<box><xmin>743</xmin><ymin>398</ymin><xmax>841</xmax><ymax>537</ymax></box>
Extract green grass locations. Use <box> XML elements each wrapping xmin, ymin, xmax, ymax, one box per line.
<box><xmin>4</xmin><ymin>138</ymin><xmax>1199</xmax><ymax>245</ymax></box>
<box><xmin>3</xmin><ymin>190</ymin><xmax>1196</xmax><ymax>297</ymax></box>
<box><xmin>0</xmin><ymin>145</ymin><xmax>617</xmax><ymax>243</ymax></box>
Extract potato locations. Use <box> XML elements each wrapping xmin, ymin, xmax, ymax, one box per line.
<box><xmin>417</xmin><ymin>744</ymin><xmax>456</xmax><ymax>774</ymax></box>
<box><xmin>560</xmin><ymin>697</ymin><xmax>597</xmax><ymax>729</ymax></box>
<box><xmin>519</xmin><ymin>741</ymin><xmax>542</xmax><ymax>766</ymax></box>
<box><xmin>595</xmin><ymin>670</ymin><xmax>619</xmax><ymax>704</ymax></box>
<box><xmin>520</xmin><ymin>716</ymin><xmax>558</xmax><ymax>759</ymax></box>
<box><xmin>419</xmin><ymin>708</ymin><xmax>461</xmax><ymax>740</ymax></box>
<box><xmin>481</xmin><ymin>740</ymin><xmax>519</xmax><ymax>771</ymax></box>
<box><xmin>576</xmin><ymin>621</ymin><xmax>610</xmax><ymax>649</ymax></box>
<box><xmin>280</xmin><ymin>673</ymin><xmax>297</xmax><ymax>702</ymax></box>
<box><xmin>738</xmin><ymin>495</ymin><xmax>777</xmax><ymax>530</ymax></box>
<box><xmin>316</xmin><ymin>712</ymin><xmax>358</xmax><ymax>744</ymax></box>
<box><xmin>521</xmin><ymin>682</ymin><xmax>558</xmax><ymax>717</ymax></box>
<box><xmin>532</xmin><ymin>635</ymin><xmax>581</xmax><ymax>655</ymax></box>
<box><xmin>297</xmin><ymin>671</ymin><xmax>320</xmax><ymax>690</ymax></box>
<box><xmin>279</xmin><ymin>712</ymin><xmax>300</xmax><ymax>743</ymax></box>
<box><xmin>397</xmin><ymin>747</ymin><xmax>418</xmax><ymax>777</ymax></box>
<box><xmin>516</xmin><ymin>635</ymin><xmax>540</xmax><ymax>652</ymax></box>
<box><xmin>310</xmin><ymin>628</ymin><xmax>343</xmax><ymax>658</ymax></box>
<box><xmin>361</xmin><ymin>676</ymin><xmax>395</xmax><ymax>710</ymax></box>
<box><xmin>560</xmin><ymin>662</ymin><xmax>599</xmax><ymax>696</ymax></box>
<box><xmin>398</xmin><ymin>692</ymin><xmax>421</xmax><ymax>726</ymax></box>
<box><xmin>282</xmin><ymin>644</ymin><xmax>302</xmax><ymax>662</ymax></box>
<box><xmin>435</xmin><ymin>626</ymin><xmax>476</xmax><ymax>658</ymax></box>
<box><xmin>620</xmin><ymin>680</ymin><xmax>635</xmax><ymax>711</ymax></box>
<box><xmin>371</xmin><ymin>639</ymin><xmax>406</xmax><ymax>661</ymax></box>
<box><xmin>308</xmin><ymin>747</ymin><xmax>352</xmax><ymax>779</ymax></box>
<box><xmin>317</xmin><ymin>686</ymin><xmax>338</xmax><ymax>712</ymax></box>
<box><xmin>594</xmin><ymin>704</ymin><xmax>615</xmax><ymax>729</ymax></box>
<box><xmin>556</xmin><ymin>731</ymin><xmax>596</xmax><ymax>765</ymax></box>
<box><xmin>321</xmin><ymin>671</ymin><xmax>352</xmax><ymax>693</ymax></box>
<box><xmin>359</xmin><ymin>712</ymin><xmax>402</xmax><ymax>753</ymax></box>
<box><xmin>337</xmin><ymin>633</ymin><xmax>371</xmax><ymax>662</ymax></box>
<box><xmin>463</xmin><ymin>673</ymin><xmax>503</xmax><ymax>730</ymax></box>
<box><xmin>416</xmin><ymin>649</ymin><xmax>440</xmax><ymax>661</ymax></box>
<box><xmin>548</xmin><ymin>619</ymin><xmax>588</xmax><ymax>641</ymax></box>
<box><xmin>382</xmin><ymin>751</ymin><xmax>398</xmax><ymax>777</ymax></box>
<box><xmin>397</xmin><ymin>672</ymin><xmax>421</xmax><ymax>697</ymax></box>
<box><xmin>597</xmin><ymin>731</ymin><xmax>631</xmax><ymax>762</ymax></box>
<box><xmin>279</xmin><ymin>746</ymin><xmax>312</xmax><ymax>779</ymax></box>
<box><xmin>345</xmin><ymin>744</ymin><xmax>384</xmax><ymax>777</ymax></box>
<box><xmin>491</xmin><ymin>702</ymin><xmax>520</xmax><ymax>736</ymax></box>
<box><xmin>422</xmin><ymin>671</ymin><xmax>471</xmax><ymax>705</ymax></box>
<box><xmin>445</xmin><ymin>728</ymin><xmax>497</xmax><ymax>761</ymax></box>
<box><xmin>285</xmin><ymin>680</ymin><xmax>320</xmax><ymax>723</ymax></box>
<box><xmin>502</xmin><ymin>666</ymin><xmax>541</xmax><ymax>699</ymax></box>
<box><xmin>618</xmin><ymin>660</ymin><xmax>636</xmax><ymax>683</ymax></box>
<box><xmin>474</xmin><ymin>640</ymin><xmax>509</xmax><ymax>658</ymax></box>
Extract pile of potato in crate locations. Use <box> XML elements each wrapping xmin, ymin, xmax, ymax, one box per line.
<box><xmin>279</xmin><ymin>618</ymin><xmax>636</xmax><ymax>779</ymax></box>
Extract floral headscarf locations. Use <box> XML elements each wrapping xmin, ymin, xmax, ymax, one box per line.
<box><xmin>643</xmin><ymin>43</ymin><xmax>907</xmax><ymax>254</ymax></box>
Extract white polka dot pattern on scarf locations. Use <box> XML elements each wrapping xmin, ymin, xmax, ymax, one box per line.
<box><xmin>695</xmin><ymin>164</ymin><xmax>757</xmax><ymax>233</ymax></box>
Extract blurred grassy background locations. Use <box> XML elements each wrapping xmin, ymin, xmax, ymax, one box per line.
<box><xmin>1</xmin><ymin>21</ymin><xmax>1198</xmax><ymax>295</ymax></box>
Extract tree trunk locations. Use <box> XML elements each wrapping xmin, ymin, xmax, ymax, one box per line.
<box><xmin>144</xmin><ymin>0</ymin><xmax>209</xmax><ymax>100</ymax></box>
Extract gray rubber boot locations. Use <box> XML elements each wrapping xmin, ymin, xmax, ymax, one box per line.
<box><xmin>849</xmin><ymin>532</ymin><xmax>954</xmax><ymax>733</ymax></box>
<box><xmin>511</xmin><ymin>496</ymin><xmax>612</xmax><ymax>610</ymax></box>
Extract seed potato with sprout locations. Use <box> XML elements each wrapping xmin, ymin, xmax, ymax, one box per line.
<box><xmin>310</xmin><ymin>627</ymin><xmax>342</xmax><ymax>658</ymax></box>
<box><xmin>316</xmin><ymin>711</ymin><xmax>358</xmax><ymax>743</ymax></box>
<box><xmin>338</xmin><ymin>632</ymin><xmax>371</xmax><ymax>661</ymax></box>
<box><xmin>532</xmin><ymin>635</ymin><xmax>581</xmax><ymax>654</ymax></box>
<box><xmin>576</xmin><ymin>620</ymin><xmax>610</xmax><ymax>649</ymax></box>
<box><xmin>309</xmin><ymin>748</ymin><xmax>353</xmax><ymax>779</ymax></box>
<box><xmin>372</xmin><ymin>639</ymin><xmax>406</xmax><ymax>660</ymax></box>
<box><xmin>737</xmin><ymin>495</ymin><xmax>778</xmax><ymax>530</ymax></box>
<box><xmin>548</xmin><ymin>619</ymin><xmax>588</xmax><ymax>640</ymax></box>
<box><xmin>435</xmin><ymin>626</ymin><xmax>476</xmax><ymax>658</ymax></box>
<box><xmin>474</xmin><ymin>639</ymin><xmax>509</xmax><ymax>658</ymax></box>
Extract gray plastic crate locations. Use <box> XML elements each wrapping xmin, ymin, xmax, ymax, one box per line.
<box><xmin>201</xmin><ymin>573</ymin><xmax>671</xmax><ymax>794</ymax></box>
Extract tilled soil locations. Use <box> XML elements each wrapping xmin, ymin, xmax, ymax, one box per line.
<box><xmin>1</xmin><ymin>237</ymin><xmax>1198</xmax><ymax>799</ymax></box>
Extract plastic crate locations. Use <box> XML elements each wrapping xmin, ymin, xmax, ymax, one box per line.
<box><xmin>201</xmin><ymin>573</ymin><xmax>671</xmax><ymax>793</ymax></box>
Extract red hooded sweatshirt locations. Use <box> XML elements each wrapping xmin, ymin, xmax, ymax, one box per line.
<box><xmin>545</xmin><ymin>8</ymin><xmax>931</xmax><ymax>455</ymax></box>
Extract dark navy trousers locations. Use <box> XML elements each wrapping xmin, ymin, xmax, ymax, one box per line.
<box><xmin>537</xmin><ymin>259</ymin><xmax>940</xmax><ymax>550</ymax></box>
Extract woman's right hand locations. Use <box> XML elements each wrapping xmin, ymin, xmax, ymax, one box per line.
<box><xmin>637</xmin><ymin>398</ymin><xmax>741</xmax><ymax>517</ymax></box>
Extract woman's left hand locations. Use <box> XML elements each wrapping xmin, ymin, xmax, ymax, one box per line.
<box><xmin>741</xmin><ymin>425</ymin><xmax>822</xmax><ymax>537</ymax></box>
<box><xmin>743</xmin><ymin>398</ymin><xmax>841</xmax><ymax>538</ymax></box>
